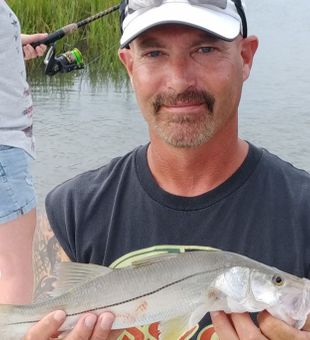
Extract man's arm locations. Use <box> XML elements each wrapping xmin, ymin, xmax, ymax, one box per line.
<box><xmin>32</xmin><ymin>213</ymin><xmax>69</xmax><ymax>301</ymax></box>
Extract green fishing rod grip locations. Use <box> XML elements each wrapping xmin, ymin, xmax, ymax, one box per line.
<box><xmin>30</xmin><ymin>24</ymin><xmax>78</xmax><ymax>48</ymax></box>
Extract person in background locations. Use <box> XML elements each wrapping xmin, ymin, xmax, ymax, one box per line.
<box><xmin>24</xmin><ymin>0</ymin><xmax>310</xmax><ymax>339</ymax></box>
<box><xmin>0</xmin><ymin>0</ymin><xmax>46</xmax><ymax>304</ymax></box>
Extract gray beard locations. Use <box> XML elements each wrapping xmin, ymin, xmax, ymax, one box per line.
<box><xmin>152</xmin><ymin>89</ymin><xmax>216</xmax><ymax>148</ymax></box>
<box><xmin>153</xmin><ymin>112</ymin><xmax>216</xmax><ymax>148</ymax></box>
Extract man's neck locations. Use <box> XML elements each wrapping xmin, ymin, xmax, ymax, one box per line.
<box><xmin>147</xmin><ymin>136</ymin><xmax>248</xmax><ymax>197</ymax></box>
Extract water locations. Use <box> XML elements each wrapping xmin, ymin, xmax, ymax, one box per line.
<box><xmin>31</xmin><ymin>0</ymin><xmax>310</xmax><ymax>207</ymax></box>
<box><xmin>239</xmin><ymin>0</ymin><xmax>310</xmax><ymax>169</ymax></box>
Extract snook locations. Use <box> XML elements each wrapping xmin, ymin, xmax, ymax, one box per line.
<box><xmin>0</xmin><ymin>250</ymin><xmax>309</xmax><ymax>339</ymax></box>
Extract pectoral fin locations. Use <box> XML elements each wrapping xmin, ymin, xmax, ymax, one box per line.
<box><xmin>159</xmin><ymin>307</ymin><xmax>206</xmax><ymax>340</ymax></box>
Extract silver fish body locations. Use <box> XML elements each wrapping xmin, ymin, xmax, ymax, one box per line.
<box><xmin>0</xmin><ymin>250</ymin><xmax>309</xmax><ymax>339</ymax></box>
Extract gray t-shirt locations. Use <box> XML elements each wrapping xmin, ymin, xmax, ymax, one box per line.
<box><xmin>46</xmin><ymin>143</ymin><xmax>310</xmax><ymax>275</ymax></box>
<box><xmin>0</xmin><ymin>0</ymin><xmax>35</xmax><ymax>158</ymax></box>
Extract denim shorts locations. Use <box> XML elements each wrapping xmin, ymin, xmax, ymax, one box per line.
<box><xmin>0</xmin><ymin>146</ymin><xmax>36</xmax><ymax>223</ymax></box>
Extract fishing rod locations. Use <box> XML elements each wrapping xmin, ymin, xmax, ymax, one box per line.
<box><xmin>32</xmin><ymin>4</ymin><xmax>120</xmax><ymax>48</ymax></box>
<box><xmin>32</xmin><ymin>3</ymin><xmax>120</xmax><ymax>76</ymax></box>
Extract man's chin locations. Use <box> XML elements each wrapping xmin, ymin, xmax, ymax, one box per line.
<box><xmin>162</xmin><ymin>132</ymin><xmax>211</xmax><ymax>149</ymax></box>
<box><xmin>153</xmin><ymin>119</ymin><xmax>214</xmax><ymax>148</ymax></box>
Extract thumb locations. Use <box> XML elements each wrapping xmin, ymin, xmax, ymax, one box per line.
<box><xmin>21</xmin><ymin>33</ymin><xmax>48</xmax><ymax>46</ymax></box>
<box><xmin>302</xmin><ymin>314</ymin><xmax>310</xmax><ymax>331</ymax></box>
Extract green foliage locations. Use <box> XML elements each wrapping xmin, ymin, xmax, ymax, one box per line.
<box><xmin>8</xmin><ymin>0</ymin><xmax>125</xmax><ymax>80</ymax></box>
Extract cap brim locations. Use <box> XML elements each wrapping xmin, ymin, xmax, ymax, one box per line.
<box><xmin>120</xmin><ymin>3</ymin><xmax>241</xmax><ymax>48</ymax></box>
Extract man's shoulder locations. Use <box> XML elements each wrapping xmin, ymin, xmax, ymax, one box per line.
<box><xmin>257</xmin><ymin>147</ymin><xmax>310</xmax><ymax>201</ymax></box>
<box><xmin>46</xmin><ymin>145</ymin><xmax>144</xmax><ymax>205</ymax></box>
<box><xmin>261</xmin><ymin>147</ymin><xmax>310</xmax><ymax>181</ymax></box>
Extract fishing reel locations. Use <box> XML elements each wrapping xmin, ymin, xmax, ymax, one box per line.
<box><xmin>44</xmin><ymin>44</ymin><xmax>84</xmax><ymax>76</ymax></box>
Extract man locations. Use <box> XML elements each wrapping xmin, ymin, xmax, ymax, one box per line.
<box><xmin>25</xmin><ymin>0</ymin><xmax>310</xmax><ymax>339</ymax></box>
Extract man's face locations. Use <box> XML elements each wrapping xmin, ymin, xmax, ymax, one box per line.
<box><xmin>119</xmin><ymin>24</ymin><xmax>257</xmax><ymax>148</ymax></box>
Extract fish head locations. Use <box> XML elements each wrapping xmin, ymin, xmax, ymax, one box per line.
<box><xmin>249</xmin><ymin>269</ymin><xmax>281</xmax><ymax>306</ymax></box>
<box><xmin>212</xmin><ymin>266</ymin><xmax>256</xmax><ymax>312</ymax></box>
<box><xmin>250</xmin><ymin>268</ymin><xmax>310</xmax><ymax>329</ymax></box>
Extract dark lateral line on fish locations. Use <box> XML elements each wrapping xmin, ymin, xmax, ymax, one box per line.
<box><xmin>8</xmin><ymin>270</ymin><xmax>210</xmax><ymax>327</ymax></box>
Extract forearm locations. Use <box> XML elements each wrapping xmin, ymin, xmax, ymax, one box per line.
<box><xmin>32</xmin><ymin>213</ymin><xmax>70</xmax><ymax>301</ymax></box>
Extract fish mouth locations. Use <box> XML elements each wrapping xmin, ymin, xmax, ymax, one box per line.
<box><xmin>293</xmin><ymin>279</ymin><xmax>310</xmax><ymax>329</ymax></box>
<box><xmin>267</xmin><ymin>278</ymin><xmax>310</xmax><ymax>329</ymax></box>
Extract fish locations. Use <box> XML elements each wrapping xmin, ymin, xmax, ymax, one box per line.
<box><xmin>0</xmin><ymin>249</ymin><xmax>310</xmax><ymax>339</ymax></box>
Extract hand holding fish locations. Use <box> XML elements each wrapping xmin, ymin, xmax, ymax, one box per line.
<box><xmin>211</xmin><ymin>311</ymin><xmax>268</xmax><ymax>339</ymax></box>
<box><xmin>23</xmin><ymin>311</ymin><xmax>120</xmax><ymax>340</ymax></box>
<box><xmin>211</xmin><ymin>311</ymin><xmax>310</xmax><ymax>340</ymax></box>
<box><xmin>258</xmin><ymin>310</ymin><xmax>310</xmax><ymax>339</ymax></box>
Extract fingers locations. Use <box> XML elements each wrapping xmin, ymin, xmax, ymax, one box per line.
<box><xmin>211</xmin><ymin>311</ymin><xmax>267</xmax><ymax>340</ymax></box>
<box><xmin>23</xmin><ymin>44</ymin><xmax>47</xmax><ymax>60</ymax></box>
<box><xmin>64</xmin><ymin>313</ymin><xmax>98</xmax><ymax>340</ymax></box>
<box><xmin>24</xmin><ymin>311</ymin><xmax>118</xmax><ymax>340</ymax></box>
<box><xmin>24</xmin><ymin>310</ymin><xmax>66</xmax><ymax>340</ymax></box>
<box><xmin>211</xmin><ymin>311</ymin><xmax>239</xmax><ymax>340</ymax></box>
<box><xmin>303</xmin><ymin>314</ymin><xmax>310</xmax><ymax>332</ymax></box>
<box><xmin>257</xmin><ymin>311</ymin><xmax>304</xmax><ymax>340</ymax></box>
<box><xmin>21</xmin><ymin>33</ymin><xmax>48</xmax><ymax>60</ymax></box>
<box><xmin>64</xmin><ymin>312</ymin><xmax>119</xmax><ymax>340</ymax></box>
<box><xmin>35</xmin><ymin>44</ymin><xmax>47</xmax><ymax>57</ymax></box>
<box><xmin>230</xmin><ymin>313</ymin><xmax>267</xmax><ymax>339</ymax></box>
<box><xmin>89</xmin><ymin>312</ymin><xmax>122</xmax><ymax>340</ymax></box>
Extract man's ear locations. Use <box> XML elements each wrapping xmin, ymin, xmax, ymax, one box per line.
<box><xmin>118</xmin><ymin>48</ymin><xmax>134</xmax><ymax>78</ymax></box>
<box><xmin>241</xmin><ymin>35</ymin><xmax>259</xmax><ymax>81</ymax></box>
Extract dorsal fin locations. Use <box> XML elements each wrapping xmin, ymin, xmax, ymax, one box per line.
<box><xmin>47</xmin><ymin>261</ymin><xmax>112</xmax><ymax>298</ymax></box>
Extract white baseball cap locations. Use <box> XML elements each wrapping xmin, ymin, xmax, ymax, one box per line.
<box><xmin>120</xmin><ymin>0</ymin><xmax>247</xmax><ymax>48</ymax></box>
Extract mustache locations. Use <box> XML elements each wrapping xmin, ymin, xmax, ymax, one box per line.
<box><xmin>153</xmin><ymin>89</ymin><xmax>215</xmax><ymax>114</ymax></box>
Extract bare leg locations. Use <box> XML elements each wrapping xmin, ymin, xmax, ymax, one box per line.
<box><xmin>0</xmin><ymin>208</ymin><xmax>36</xmax><ymax>304</ymax></box>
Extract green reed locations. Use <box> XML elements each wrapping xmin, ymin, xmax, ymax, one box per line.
<box><xmin>8</xmin><ymin>0</ymin><xmax>125</xmax><ymax>81</ymax></box>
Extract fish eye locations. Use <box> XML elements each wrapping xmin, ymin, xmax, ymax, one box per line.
<box><xmin>272</xmin><ymin>275</ymin><xmax>285</xmax><ymax>286</ymax></box>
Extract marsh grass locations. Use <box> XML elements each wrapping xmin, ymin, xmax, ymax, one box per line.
<box><xmin>8</xmin><ymin>0</ymin><xmax>124</xmax><ymax>80</ymax></box>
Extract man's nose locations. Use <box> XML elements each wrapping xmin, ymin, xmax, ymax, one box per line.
<box><xmin>165</xmin><ymin>55</ymin><xmax>198</xmax><ymax>93</ymax></box>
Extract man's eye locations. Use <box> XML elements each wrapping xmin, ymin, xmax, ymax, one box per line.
<box><xmin>197</xmin><ymin>47</ymin><xmax>214</xmax><ymax>54</ymax></box>
<box><xmin>145</xmin><ymin>50</ymin><xmax>162</xmax><ymax>58</ymax></box>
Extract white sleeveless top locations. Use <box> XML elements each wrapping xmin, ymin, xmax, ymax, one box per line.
<box><xmin>0</xmin><ymin>0</ymin><xmax>35</xmax><ymax>158</ymax></box>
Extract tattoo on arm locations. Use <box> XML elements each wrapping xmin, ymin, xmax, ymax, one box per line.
<box><xmin>32</xmin><ymin>214</ymin><xmax>70</xmax><ymax>301</ymax></box>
